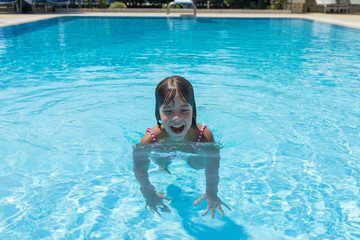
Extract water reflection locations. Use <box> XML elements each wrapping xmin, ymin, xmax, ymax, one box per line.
<box><xmin>133</xmin><ymin>143</ymin><xmax>230</xmax><ymax>218</ymax></box>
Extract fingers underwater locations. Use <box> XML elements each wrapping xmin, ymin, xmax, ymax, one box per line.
<box><xmin>193</xmin><ymin>195</ymin><xmax>206</xmax><ymax>206</ymax></box>
<box><xmin>201</xmin><ymin>205</ymin><xmax>211</xmax><ymax>216</ymax></box>
<box><xmin>152</xmin><ymin>207</ymin><xmax>161</xmax><ymax>216</ymax></box>
<box><xmin>160</xmin><ymin>203</ymin><xmax>171</xmax><ymax>213</ymax></box>
<box><xmin>157</xmin><ymin>192</ymin><xmax>171</xmax><ymax>201</ymax></box>
<box><xmin>210</xmin><ymin>208</ymin><xmax>215</xmax><ymax>219</ymax></box>
<box><xmin>217</xmin><ymin>206</ymin><xmax>224</xmax><ymax>218</ymax></box>
<box><xmin>222</xmin><ymin>201</ymin><xmax>232</xmax><ymax>211</ymax></box>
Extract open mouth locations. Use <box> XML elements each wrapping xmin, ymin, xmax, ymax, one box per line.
<box><xmin>170</xmin><ymin>125</ymin><xmax>185</xmax><ymax>134</ymax></box>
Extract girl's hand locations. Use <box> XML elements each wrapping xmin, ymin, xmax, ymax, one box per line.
<box><xmin>144</xmin><ymin>191</ymin><xmax>171</xmax><ymax>216</ymax></box>
<box><xmin>193</xmin><ymin>193</ymin><xmax>231</xmax><ymax>218</ymax></box>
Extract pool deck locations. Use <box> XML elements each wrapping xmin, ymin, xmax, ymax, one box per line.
<box><xmin>0</xmin><ymin>10</ymin><xmax>360</xmax><ymax>29</ymax></box>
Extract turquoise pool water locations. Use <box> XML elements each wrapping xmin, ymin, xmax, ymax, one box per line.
<box><xmin>0</xmin><ymin>17</ymin><xmax>360</xmax><ymax>239</ymax></box>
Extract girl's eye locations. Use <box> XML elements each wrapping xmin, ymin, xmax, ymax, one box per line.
<box><xmin>181</xmin><ymin>109</ymin><xmax>189</xmax><ymax>113</ymax></box>
<box><xmin>163</xmin><ymin>110</ymin><xmax>172</xmax><ymax>114</ymax></box>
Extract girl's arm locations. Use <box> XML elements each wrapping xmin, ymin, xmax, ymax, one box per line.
<box><xmin>133</xmin><ymin>147</ymin><xmax>153</xmax><ymax>188</ymax></box>
<box><xmin>133</xmin><ymin>145</ymin><xmax>170</xmax><ymax>215</ymax></box>
<box><xmin>193</xmin><ymin>148</ymin><xmax>231</xmax><ymax>218</ymax></box>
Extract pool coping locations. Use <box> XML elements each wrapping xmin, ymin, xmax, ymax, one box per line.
<box><xmin>0</xmin><ymin>11</ymin><xmax>360</xmax><ymax>29</ymax></box>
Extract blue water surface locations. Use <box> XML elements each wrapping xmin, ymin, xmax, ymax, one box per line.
<box><xmin>0</xmin><ymin>17</ymin><xmax>360</xmax><ymax>239</ymax></box>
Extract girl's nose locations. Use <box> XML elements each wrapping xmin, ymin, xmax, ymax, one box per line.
<box><xmin>172</xmin><ymin>114</ymin><xmax>181</xmax><ymax>121</ymax></box>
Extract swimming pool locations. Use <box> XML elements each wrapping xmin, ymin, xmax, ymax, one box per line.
<box><xmin>0</xmin><ymin>16</ymin><xmax>360</xmax><ymax>239</ymax></box>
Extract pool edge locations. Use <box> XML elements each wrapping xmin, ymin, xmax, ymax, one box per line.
<box><xmin>1</xmin><ymin>12</ymin><xmax>360</xmax><ymax>30</ymax></box>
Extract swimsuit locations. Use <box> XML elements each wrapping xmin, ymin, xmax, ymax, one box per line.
<box><xmin>146</xmin><ymin>124</ymin><xmax>207</xmax><ymax>143</ymax></box>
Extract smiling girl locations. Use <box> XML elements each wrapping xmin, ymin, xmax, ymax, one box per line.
<box><xmin>141</xmin><ymin>75</ymin><xmax>214</xmax><ymax>144</ymax></box>
<box><xmin>135</xmin><ymin>75</ymin><xmax>230</xmax><ymax>218</ymax></box>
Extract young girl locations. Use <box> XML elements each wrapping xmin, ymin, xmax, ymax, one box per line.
<box><xmin>140</xmin><ymin>75</ymin><xmax>214</xmax><ymax>144</ymax></box>
<box><xmin>135</xmin><ymin>75</ymin><xmax>230</xmax><ymax>218</ymax></box>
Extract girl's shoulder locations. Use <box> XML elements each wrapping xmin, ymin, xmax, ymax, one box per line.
<box><xmin>197</xmin><ymin>123</ymin><xmax>214</xmax><ymax>143</ymax></box>
<box><xmin>140</xmin><ymin>125</ymin><xmax>165</xmax><ymax>144</ymax></box>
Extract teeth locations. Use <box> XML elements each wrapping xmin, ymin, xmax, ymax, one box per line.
<box><xmin>172</xmin><ymin>125</ymin><xmax>183</xmax><ymax>128</ymax></box>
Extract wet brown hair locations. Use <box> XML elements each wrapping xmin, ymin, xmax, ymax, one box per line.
<box><xmin>155</xmin><ymin>76</ymin><xmax>198</xmax><ymax>130</ymax></box>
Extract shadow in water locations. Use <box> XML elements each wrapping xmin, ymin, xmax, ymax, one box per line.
<box><xmin>167</xmin><ymin>184</ymin><xmax>248</xmax><ymax>240</ymax></box>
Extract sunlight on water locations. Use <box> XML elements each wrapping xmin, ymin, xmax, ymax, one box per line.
<box><xmin>0</xmin><ymin>17</ymin><xmax>360</xmax><ymax>239</ymax></box>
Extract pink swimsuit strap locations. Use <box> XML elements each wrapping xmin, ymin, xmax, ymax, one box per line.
<box><xmin>146</xmin><ymin>128</ymin><xmax>157</xmax><ymax>143</ymax></box>
<box><xmin>197</xmin><ymin>124</ymin><xmax>207</xmax><ymax>142</ymax></box>
<box><xmin>146</xmin><ymin>124</ymin><xmax>207</xmax><ymax>143</ymax></box>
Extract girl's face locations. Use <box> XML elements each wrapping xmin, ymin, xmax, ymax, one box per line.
<box><xmin>160</xmin><ymin>93</ymin><xmax>193</xmax><ymax>141</ymax></box>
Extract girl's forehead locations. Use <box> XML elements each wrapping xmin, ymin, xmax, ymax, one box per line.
<box><xmin>162</xmin><ymin>95</ymin><xmax>189</xmax><ymax>106</ymax></box>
